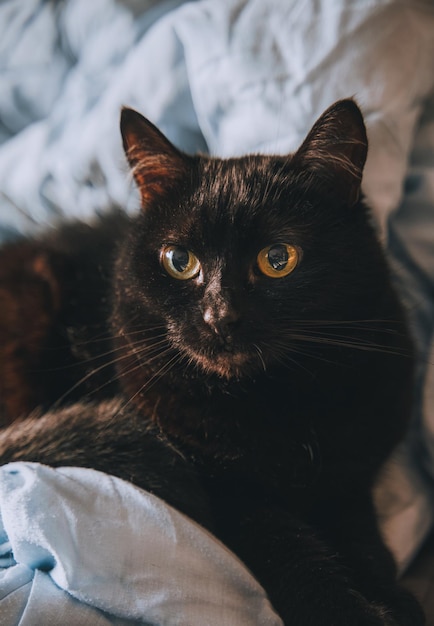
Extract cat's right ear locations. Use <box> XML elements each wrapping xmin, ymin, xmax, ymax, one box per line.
<box><xmin>120</xmin><ymin>108</ymin><xmax>187</xmax><ymax>207</ymax></box>
<box><xmin>291</xmin><ymin>99</ymin><xmax>368</xmax><ymax>206</ymax></box>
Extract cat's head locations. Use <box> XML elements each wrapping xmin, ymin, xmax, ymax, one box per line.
<box><xmin>115</xmin><ymin>100</ymin><xmax>385</xmax><ymax>382</ymax></box>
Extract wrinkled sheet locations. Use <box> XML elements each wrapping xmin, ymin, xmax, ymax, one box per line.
<box><xmin>0</xmin><ymin>0</ymin><xmax>434</xmax><ymax>622</ymax></box>
<box><xmin>0</xmin><ymin>462</ymin><xmax>282</xmax><ymax>625</ymax></box>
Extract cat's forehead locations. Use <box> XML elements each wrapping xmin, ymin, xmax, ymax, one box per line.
<box><xmin>185</xmin><ymin>155</ymin><xmax>307</xmax><ymax>239</ymax></box>
<box><xmin>144</xmin><ymin>153</ymin><xmax>317</xmax><ymax>254</ymax></box>
<box><xmin>189</xmin><ymin>155</ymin><xmax>297</xmax><ymax>222</ymax></box>
<box><xmin>198</xmin><ymin>155</ymin><xmax>292</xmax><ymax>202</ymax></box>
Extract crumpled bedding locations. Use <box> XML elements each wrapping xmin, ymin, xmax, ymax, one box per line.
<box><xmin>0</xmin><ymin>0</ymin><xmax>434</xmax><ymax>623</ymax></box>
<box><xmin>0</xmin><ymin>462</ymin><xmax>282</xmax><ymax>625</ymax></box>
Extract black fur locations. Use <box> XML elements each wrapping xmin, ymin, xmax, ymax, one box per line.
<box><xmin>0</xmin><ymin>100</ymin><xmax>424</xmax><ymax>625</ymax></box>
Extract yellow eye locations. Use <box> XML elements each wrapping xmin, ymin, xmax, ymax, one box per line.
<box><xmin>161</xmin><ymin>245</ymin><xmax>201</xmax><ymax>280</ymax></box>
<box><xmin>257</xmin><ymin>243</ymin><xmax>300</xmax><ymax>278</ymax></box>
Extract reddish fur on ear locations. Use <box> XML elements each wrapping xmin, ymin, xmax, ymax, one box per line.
<box><xmin>292</xmin><ymin>99</ymin><xmax>368</xmax><ymax>206</ymax></box>
<box><xmin>120</xmin><ymin>107</ymin><xmax>188</xmax><ymax>207</ymax></box>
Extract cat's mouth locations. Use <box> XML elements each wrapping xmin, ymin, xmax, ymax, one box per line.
<box><xmin>166</xmin><ymin>319</ymin><xmax>261</xmax><ymax>379</ymax></box>
<box><xmin>183</xmin><ymin>345</ymin><xmax>252</xmax><ymax>379</ymax></box>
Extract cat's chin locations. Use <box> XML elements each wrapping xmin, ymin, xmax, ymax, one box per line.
<box><xmin>185</xmin><ymin>347</ymin><xmax>253</xmax><ymax>380</ymax></box>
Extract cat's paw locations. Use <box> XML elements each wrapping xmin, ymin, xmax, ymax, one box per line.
<box><xmin>277</xmin><ymin>588</ymin><xmax>424</xmax><ymax>626</ymax></box>
<box><xmin>380</xmin><ymin>587</ymin><xmax>425</xmax><ymax>626</ymax></box>
<box><xmin>349</xmin><ymin>589</ymin><xmax>425</xmax><ymax>626</ymax></box>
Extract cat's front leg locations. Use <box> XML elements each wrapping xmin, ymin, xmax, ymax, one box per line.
<box><xmin>223</xmin><ymin>506</ymin><xmax>423</xmax><ymax>626</ymax></box>
<box><xmin>0</xmin><ymin>398</ymin><xmax>215</xmax><ymax>530</ymax></box>
<box><xmin>316</xmin><ymin>491</ymin><xmax>425</xmax><ymax>626</ymax></box>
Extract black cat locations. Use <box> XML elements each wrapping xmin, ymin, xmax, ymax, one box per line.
<box><xmin>0</xmin><ymin>100</ymin><xmax>424</xmax><ymax>625</ymax></box>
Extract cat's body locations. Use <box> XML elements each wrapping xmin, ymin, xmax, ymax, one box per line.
<box><xmin>0</xmin><ymin>100</ymin><xmax>424</xmax><ymax>625</ymax></box>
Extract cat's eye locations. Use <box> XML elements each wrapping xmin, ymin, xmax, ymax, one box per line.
<box><xmin>256</xmin><ymin>244</ymin><xmax>300</xmax><ymax>278</ymax></box>
<box><xmin>161</xmin><ymin>245</ymin><xmax>201</xmax><ymax>280</ymax></box>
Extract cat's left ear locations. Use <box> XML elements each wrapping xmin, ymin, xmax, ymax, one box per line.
<box><xmin>120</xmin><ymin>108</ymin><xmax>188</xmax><ymax>207</ymax></box>
<box><xmin>291</xmin><ymin>99</ymin><xmax>368</xmax><ymax>206</ymax></box>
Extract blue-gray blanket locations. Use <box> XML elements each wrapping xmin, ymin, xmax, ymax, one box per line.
<box><xmin>1</xmin><ymin>0</ymin><xmax>434</xmax><ymax>623</ymax></box>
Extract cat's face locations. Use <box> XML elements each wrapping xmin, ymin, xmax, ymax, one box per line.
<box><xmin>116</xmin><ymin>100</ymin><xmax>382</xmax><ymax>381</ymax></box>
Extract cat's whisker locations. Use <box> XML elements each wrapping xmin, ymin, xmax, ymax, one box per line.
<box><xmin>69</xmin><ymin>306</ymin><xmax>163</xmax><ymax>344</ymax></box>
<box><xmin>284</xmin><ymin>317</ymin><xmax>404</xmax><ymax>327</ymax></box>
<box><xmin>65</xmin><ymin>341</ymin><xmax>175</xmax><ymax>406</ymax></box>
<box><xmin>284</xmin><ymin>320</ymin><xmax>409</xmax><ymax>340</ymax></box>
<box><xmin>120</xmin><ymin>352</ymin><xmax>182</xmax><ymax>413</ymax></box>
<box><xmin>50</xmin><ymin>350</ymin><xmax>141</xmax><ymax>408</ymax></box>
<box><xmin>256</xmin><ymin>338</ymin><xmax>312</xmax><ymax>374</ymax></box>
<box><xmin>253</xmin><ymin>343</ymin><xmax>267</xmax><ymax>373</ymax></box>
<box><xmin>72</xmin><ymin>325</ymin><xmax>167</xmax><ymax>347</ymax></box>
<box><xmin>120</xmin><ymin>333</ymin><xmax>171</xmax><ymax>367</ymax></box>
<box><xmin>33</xmin><ymin>334</ymin><xmax>169</xmax><ymax>374</ymax></box>
<box><xmin>122</xmin><ymin>344</ymin><xmax>175</xmax><ymax>370</ymax></box>
<box><xmin>287</xmin><ymin>344</ymin><xmax>345</xmax><ymax>368</ymax></box>
<box><xmin>50</xmin><ymin>336</ymin><xmax>172</xmax><ymax>407</ymax></box>
<box><xmin>80</xmin><ymin>345</ymin><xmax>176</xmax><ymax>403</ymax></box>
<box><xmin>271</xmin><ymin>338</ymin><xmax>354</xmax><ymax>369</ymax></box>
<box><xmin>118</xmin><ymin>325</ymin><xmax>168</xmax><ymax>337</ymax></box>
<box><xmin>69</xmin><ymin>312</ymin><xmax>145</xmax><ymax>347</ymax></box>
<box><xmin>260</xmin><ymin>317</ymin><xmax>411</xmax><ymax>357</ymax></box>
<box><xmin>284</xmin><ymin>332</ymin><xmax>411</xmax><ymax>357</ymax></box>
<box><xmin>286</xmin><ymin>326</ymin><xmax>401</xmax><ymax>339</ymax></box>
<box><xmin>271</xmin><ymin>348</ymin><xmax>316</xmax><ymax>377</ymax></box>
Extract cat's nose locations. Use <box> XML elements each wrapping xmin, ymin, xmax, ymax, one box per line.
<box><xmin>203</xmin><ymin>304</ymin><xmax>240</xmax><ymax>338</ymax></box>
